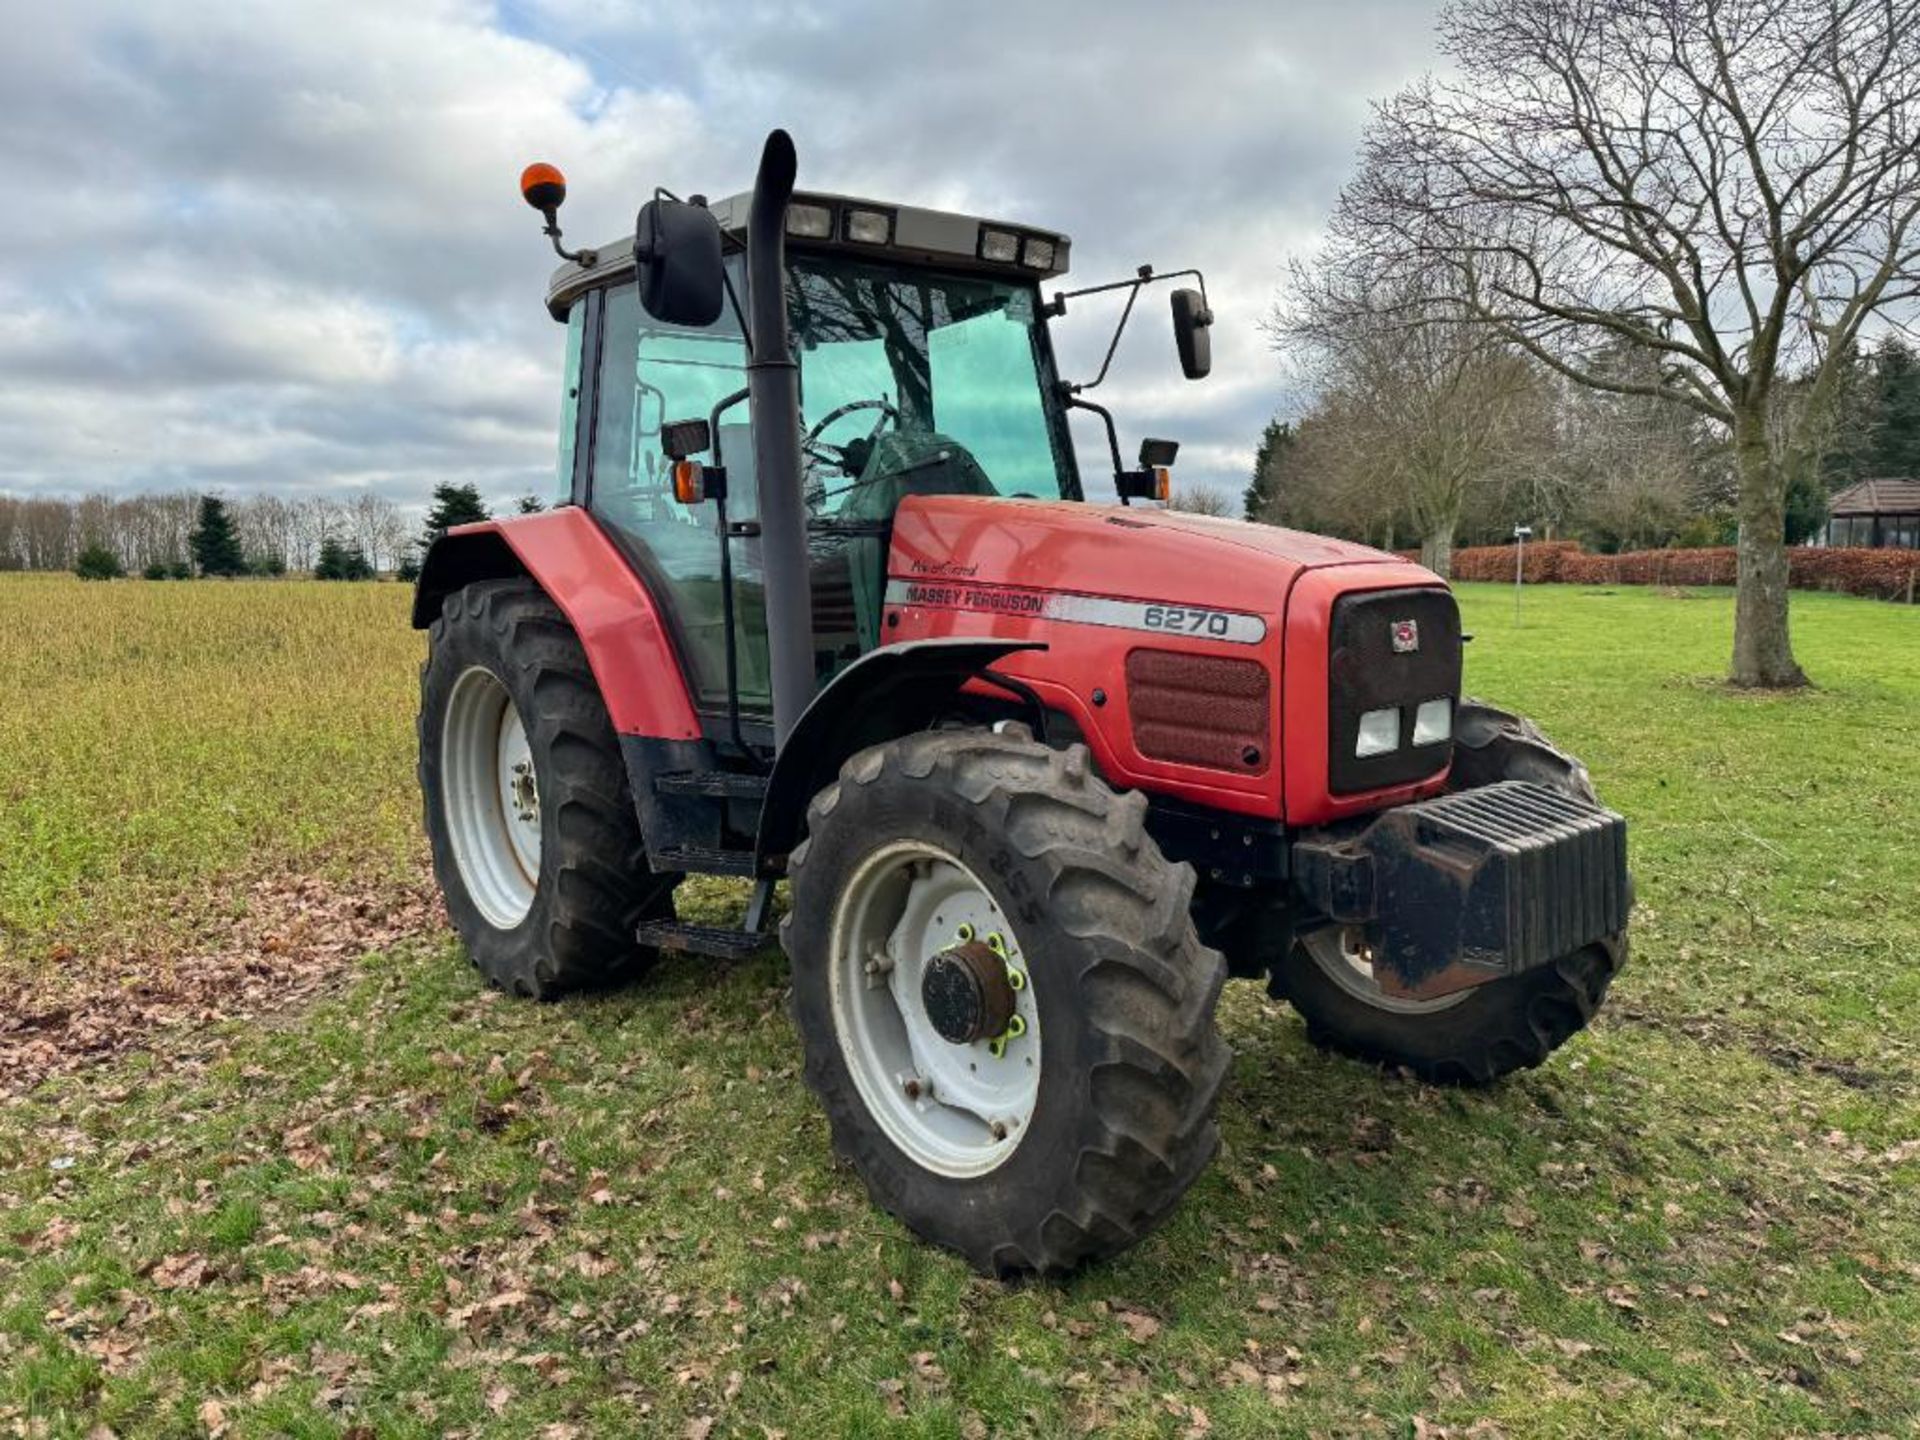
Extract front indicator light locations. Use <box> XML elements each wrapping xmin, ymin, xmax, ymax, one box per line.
<box><xmin>1412</xmin><ymin>698</ymin><xmax>1452</xmax><ymax>746</ymax></box>
<box><xmin>671</xmin><ymin>460</ymin><xmax>706</xmax><ymax>505</ymax></box>
<box><xmin>1355</xmin><ymin>707</ymin><xmax>1401</xmax><ymax>758</ymax></box>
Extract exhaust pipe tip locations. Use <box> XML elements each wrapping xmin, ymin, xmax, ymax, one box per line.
<box><xmin>754</xmin><ymin>128</ymin><xmax>797</xmax><ymax>203</ymax></box>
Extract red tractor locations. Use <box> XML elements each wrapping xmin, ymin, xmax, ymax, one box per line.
<box><xmin>414</xmin><ymin>133</ymin><xmax>1630</xmax><ymax>1275</ymax></box>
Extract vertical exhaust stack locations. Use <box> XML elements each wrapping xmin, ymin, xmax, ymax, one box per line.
<box><xmin>745</xmin><ymin>129</ymin><xmax>814</xmax><ymax>747</ymax></box>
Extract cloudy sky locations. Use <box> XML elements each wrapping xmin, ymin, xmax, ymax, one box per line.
<box><xmin>0</xmin><ymin>0</ymin><xmax>1443</xmax><ymax>513</ymax></box>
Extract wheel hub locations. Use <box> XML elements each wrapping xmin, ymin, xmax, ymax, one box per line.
<box><xmin>921</xmin><ymin>940</ymin><xmax>1016</xmax><ymax>1045</ymax></box>
<box><xmin>828</xmin><ymin>842</ymin><xmax>1042</xmax><ymax>1178</ymax></box>
<box><xmin>508</xmin><ymin>759</ymin><xmax>539</xmax><ymax>825</ymax></box>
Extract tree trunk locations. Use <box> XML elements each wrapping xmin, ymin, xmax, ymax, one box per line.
<box><xmin>1420</xmin><ymin>520</ymin><xmax>1455</xmax><ymax>579</ymax></box>
<box><xmin>1730</xmin><ymin>416</ymin><xmax>1807</xmax><ymax>689</ymax></box>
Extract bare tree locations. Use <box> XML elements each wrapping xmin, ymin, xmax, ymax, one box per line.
<box><xmin>1551</xmin><ymin>346</ymin><xmax>1723</xmax><ymax>548</ymax></box>
<box><xmin>1165</xmin><ymin>485</ymin><xmax>1235</xmax><ymax>517</ymax></box>
<box><xmin>17</xmin><ymin>499</ymin><xmax>75</xmax><ymax>570</ymax></box>
<box><xmin>1254</xmin><ymin>404</ymin><xmax>1409</xmax><ymax>547</ymax></box>
<box><xmin>0</xmin><ymin>496</ymin><xmax>19</xmax><ymax>569</ymax></box>
<box><xmin>1273</xmin><ymin>263</ymin><xmax>1548</xmax><ymax>575</ymax></box>
<box><xmin>1335</xmin><ymin>0</ymin><xmax>1920</xmax><ymax>683</ymax></box>
<box><xmin>346</xmin><ymin>492</ymin><xmax>404</xmax><ymax>572</ymax></box>
<box><xmin>236</xmin><ymin>494</ymin><xmax>296</xmax><ymax>570</ymax></box>
<box><xmin>287</xmin><ymin>496</ymin><xmax>346</xmax><ymax>573</ymax></box>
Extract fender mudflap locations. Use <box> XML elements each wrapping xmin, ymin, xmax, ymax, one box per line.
<box><xmin>1291</xmin><ymin>781</ymin><xmax>1630</xmax><ymax>1000</ymax></box>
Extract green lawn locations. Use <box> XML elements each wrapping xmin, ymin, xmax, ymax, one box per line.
<box><xmin>2</xmin><ymin>576</ymin><xmax>1917</xmax><ymax>1437</ymax></box>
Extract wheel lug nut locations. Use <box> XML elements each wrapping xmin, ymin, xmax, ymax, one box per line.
<box><xmin>990</xmin><ymin>1120</ymin><xmax>1008</xmax><ymax>1141</ymax></box>
<box><xmin>903</xmin><ymin>1078</ymin><xmax>924</xmax><ymax>1100</ymax></box>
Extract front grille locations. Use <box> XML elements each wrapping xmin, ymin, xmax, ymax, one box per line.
<box><xmin>1126</xmin><ymin>648</ymin><xmax>1271</xmax><ymax>773</ymax></box>
<box><xmin>1328</xmin><ymin>586</ymin><xmax>1462</xmax><ymax>794</ymax></box>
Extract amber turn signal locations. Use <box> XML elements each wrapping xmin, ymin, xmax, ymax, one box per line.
<box><xmin>671</xmin><ymin>460</ymin><xmax>706</xmax><ymax>505</ymax></box>
<box><xmin>520</xmin><ymin>162</ymin><xmax>567</xmax><ymax>214</ymax></box>
<box><xmin>1152</xmin><ymin>467</ymin><xmax>1171</xmax><ymax>502</ymax></box>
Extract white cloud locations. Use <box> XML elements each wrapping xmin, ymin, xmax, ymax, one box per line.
<box><xmin>0</xmin><ymin>0</ymin><xmax>1441</xmax><ymax>507</ymax></box>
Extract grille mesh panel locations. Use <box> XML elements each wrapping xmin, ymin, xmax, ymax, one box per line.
<box><xmin>1126</xmin><ymin>649</ymin><xmax>1270</xmax><ymax>773</ymax></box>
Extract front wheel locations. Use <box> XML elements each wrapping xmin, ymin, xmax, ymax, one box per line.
<box><xmin>783</xmin><ymin>728</ymin><xmax>1229</xmax><ymax>1276</ymax></box>
<box><xmin>418</xmin><ymin>579</ymin><xmax>676</xmax><ymax>998</ymax></box>
<box><xmin>1273</xmin><ymin>701</ymin><xmax>1627</xmax><ymax>1084</ymax></box>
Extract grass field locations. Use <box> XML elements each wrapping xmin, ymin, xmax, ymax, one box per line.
<box><xmin>2</xmin><ymin>572</ymin><xmax>1917</xmax><ymax>1438</ymax></box>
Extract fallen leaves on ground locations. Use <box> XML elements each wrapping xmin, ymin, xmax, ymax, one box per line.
<box><xmin>2</xmin><ymin>867</ymin><xmax>436</xmax><ymax>1097</ymax></box>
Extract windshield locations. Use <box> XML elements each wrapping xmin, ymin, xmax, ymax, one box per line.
<box><xmin>787</xmin><ymin>255</ymin><xmax>1078</xmax><ymax>520</ymax></box>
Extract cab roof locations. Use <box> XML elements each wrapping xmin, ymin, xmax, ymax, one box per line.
<box><xmin>544</xmin><ymin>189</ymin><xmax>1072</xmax><ymax>319</ymax></box>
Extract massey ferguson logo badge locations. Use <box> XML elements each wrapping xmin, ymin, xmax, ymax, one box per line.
<box><xmin>1391</xmin><ymin>619</ymin><xmax>1420</xmax><ymax>654</ymax></box>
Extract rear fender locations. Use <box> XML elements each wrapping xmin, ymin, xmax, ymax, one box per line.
<box><xmin>413</xmin><ymin>511</ymin><xmax>700</xmax><ymax>741</ymax></box>
<box><xmin>755</xmin><ymin>639</ymin><xmax>1042</xmax><ymax>867</ymax></box>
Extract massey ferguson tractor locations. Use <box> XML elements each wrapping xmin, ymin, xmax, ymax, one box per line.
<box><xmin>413</xmin><ymin>131</ymin><xmax>1630</xmax><ymax>1275</ymax></box>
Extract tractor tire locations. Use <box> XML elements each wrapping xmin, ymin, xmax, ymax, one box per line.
<box><xmin>419</xmin><ymin>579</ymin><xmax>675</xmax><ymax>999</ymax></box>
<box><xmin>782</xmin><ymin>727</ymin><xmax>1229</xmax><ymax>1276</ymax></box>
<box><xmin>1273</xmin><ymin>700</ymin><xmax>1627</xmax><ymax>1085</ymax></box>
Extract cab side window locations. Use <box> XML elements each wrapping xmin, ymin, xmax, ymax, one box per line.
<box><xmin>554</xmin><ymin>302</ymin><xmax>586</xmax><ymax>505</ymax></box>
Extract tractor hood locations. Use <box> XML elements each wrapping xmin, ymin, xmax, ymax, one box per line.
<box><xmin>887</xmin><ymin>495</ymin><xmax>1425</xmax><ymax>607</ymax></box>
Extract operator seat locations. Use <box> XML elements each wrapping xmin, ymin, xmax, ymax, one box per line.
<box><xmin>835</xmin><ymin>430</ymin><xmax>996</xmax><ymax>649</ymax></box>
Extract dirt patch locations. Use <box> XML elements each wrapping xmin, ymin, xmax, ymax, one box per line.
<box><xmin>1</xmin><ymin>869</ymin><xmax>442</xmax><ymax>1099</ymax></box>
<box><xmin>1609</xmin><ymin>1003</ymin><xmax>1907</xmax><ymax>1093</ymax></box>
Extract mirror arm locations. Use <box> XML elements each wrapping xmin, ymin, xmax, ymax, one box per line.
<box><xmin>1080</xmin><ymin>270</ymin><xmax>1147</xmax><ymax>393</ymax></box>
<box><xmin>701</xmin><ymin>382</ymin><xmax>756</xmax><ymax>767</ymax></box>
<box><xmin>1062</xmin><ymin>391</ymin><xmax>1132</xmax><ymax>505</ymax></box>
<box><xmin>1050</xmin><ymin>265</ymin><xmax>1210</xmax><ymax>395</ymax></box>
<box><xmin>708</xmin><ymin>387</ymin><xmax>750</xmax><ymax>468</ymax></box>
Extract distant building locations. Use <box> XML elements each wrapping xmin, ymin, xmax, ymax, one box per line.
<box><xmin>1824</xmin><ymin>478</ymin><xmax>1920</xmax><ymax>549</ymax></box>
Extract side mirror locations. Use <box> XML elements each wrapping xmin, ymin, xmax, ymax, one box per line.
<box><xmin>635</xmin><ymin>198</ymin><xmax>725</xmax><ymax>327</ymax></box>
<box><xmin>1170</xmin><ymin>288</ymin><xmax>1212</xmax><ymax>380</ymax></box>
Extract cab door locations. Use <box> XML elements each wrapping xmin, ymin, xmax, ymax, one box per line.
<box><xmin>587</xmin><ymin>277</ymin><xmax>771</xmax><ymax>717</ymax></box>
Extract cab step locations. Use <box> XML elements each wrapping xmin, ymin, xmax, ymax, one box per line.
<box><xmin>635</xmin><ymin>919</ymin><xmax>774</xmax><ymax>960</ymax></box>
<box><xmin>654</xmin><ymin>770</ymin><xmax>770</xmax><ymax>800</ymax></box>
<box><xmin>652</xmin><ymin>844</ymin><xmax>759</xmax><ymax>877</ymax></box>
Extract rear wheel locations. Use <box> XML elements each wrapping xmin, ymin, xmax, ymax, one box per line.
<box><xmin>419</xmin><ymin>579</ymin><xmax>676</xmax><ymax>998</ymax></box>
<box><xmin>783</xmin><ymin>728</ymin><xmax>1229</xmax><ymax>1275</ymax></box>
<box><xmin>1274</xmin><ymin>701</ymin><xmax>1627</xmax><ymax>1084</ymax></box>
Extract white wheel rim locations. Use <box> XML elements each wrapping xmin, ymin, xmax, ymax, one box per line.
<box><xmin>1302</xmin><ymin>925</ymin><xmax>1471</xmax><ymax>1014</ymax></box>
<box><xmin>828</xmin><ymin>841</ymin><xmax>1041</xmax><ymax>1178</ymax></box>
<box><xmin>442</xmin><ymin>666</ymin><xmax>541</xmax><ymax>928</ymax></box>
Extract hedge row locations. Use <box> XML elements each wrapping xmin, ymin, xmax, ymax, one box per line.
<box><xmin>1405</xmin><ymin>541</ymin><xmax>1920</xmax><ymax>601</ymax></box>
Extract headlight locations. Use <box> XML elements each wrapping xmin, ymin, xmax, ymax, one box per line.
<box><xmin>1355</xmin><ymin>707</ymin><xmax>1400</xmax><ymax>758</ymax></box>
<box><xmin>786</xmin><ymin>203</ymin><xmax>833</xmax><ymax>239</ymax></box>
<box><xmin>978</xmin><ymin>227</ymin><xmax>1020</xmax><ymax>263</ymax></box>
<box><xmin>1021</xmin><ymin>236</ymin><xmax>1056</xmax><ymax>270</ymax></box>
<box><xmin>1412</xmin><ymin>698</ymin><xmax>1452</xmax><ymax>746</ymax></box>
<box><xmin>843</xmin><ymin>207</ymin><xmax>893</xmax><ymax>245</ymax></box>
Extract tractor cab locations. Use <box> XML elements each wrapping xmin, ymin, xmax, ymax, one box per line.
<box><xmin>537</xmin><ymin>178</ymin><xmax>1206</xmax><ymax>739</ymax></box>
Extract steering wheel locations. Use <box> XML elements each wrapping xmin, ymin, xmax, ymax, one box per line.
<box><xmin>802</xmin><ymin>398</ymin><xmax>899</xmax><ymax>486</ymax></box>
